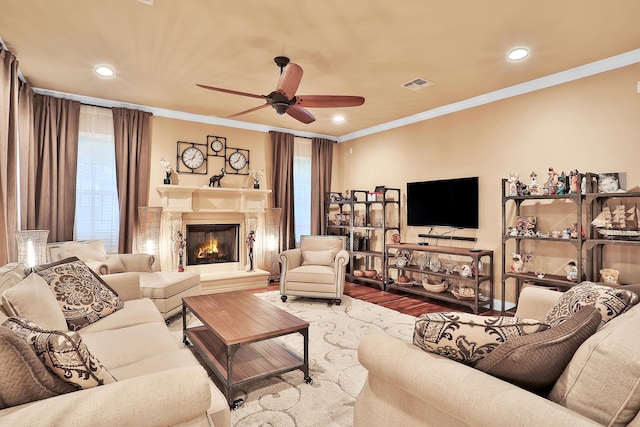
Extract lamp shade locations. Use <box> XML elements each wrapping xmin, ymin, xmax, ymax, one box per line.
<box><xmin>16</xmin><ymin>230</ymin><xmax>50</xmax><ymax>267</ymax></box>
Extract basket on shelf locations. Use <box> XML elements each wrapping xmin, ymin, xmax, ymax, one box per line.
<box><xmin>421</xmin><ymin>277</ymin><xmax>447</xmax><ymax>293</ymax></box>
<box><xmin>451</xmin><ymin>286</ymin><xmax>477</xmax><ymax>300</ymax></box>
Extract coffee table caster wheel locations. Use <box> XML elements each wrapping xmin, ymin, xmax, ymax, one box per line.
<box><xmin>305</xmin><ymin>376</ymin><xmax>313</xmax><ymax>384</ymax></box>
<box><xmin>230</xmin><ymin>398</ymin><xmax>244</xmax><ymax>410</ymax></box>
<box><xmin>183</xmin><ymin>337</ymin><xmax>190</xmax><ymax>347</ymax></box>
<box><xmin>281</xmin><ymin>295</ymin><xmax>288</xmax><ymax>302</ymax></box>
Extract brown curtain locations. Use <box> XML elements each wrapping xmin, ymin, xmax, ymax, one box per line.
<box><xmin>18</xmin><ymin>83</ymin><xmax>35</xmax><ymax>234</ymax></box>
<box><xmin>269</xmin><ymin>131</ymin><xmax>296</xmax><ymax>250</ymax></box>
<box><xmin>112</xmin><ymin>107</ymin><xmax>151</xmax><ymax>253</ymax></box>
<box><xmin>311</xmin><ymin>137</ymin><xmax>334</xmax><ymax>235</ymax></box>
<box><xmin>29</xmin><ymin>94</ymin><xmax>80</xmax><ymax>242</ymax></box>
<box><xmin>0</xmin><ymin>49</ymin><xmax>20</xmax><ymax>263</ymax></box>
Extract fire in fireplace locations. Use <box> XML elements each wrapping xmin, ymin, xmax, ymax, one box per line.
<box><xmin>185</xmin><ymin>224</ymin><xmax>240</xmax><ymax>266</ymax></box>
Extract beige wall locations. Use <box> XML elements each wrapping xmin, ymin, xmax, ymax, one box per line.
<box><xmin>334</xmin><ymin>63</ymin><xmax>640</xmax><ymax>302</ymax></box>
<box><xmin>148</xmin><ymin>117</ymin><xmax>272</xmax><ymax>207</ymax></box>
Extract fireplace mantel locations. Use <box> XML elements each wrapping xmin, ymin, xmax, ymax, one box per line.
<box><xmin>156</xmin><ymin>185</ymin><xmax>271</xmax><ymax>213</ymax></box>
<box><xmin>155</xmin><ymin>185</ymin><xmax>272</xmax><ymax>294</ymax></box>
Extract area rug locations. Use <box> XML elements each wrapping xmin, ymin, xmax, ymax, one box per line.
<box><xmin>168</xmin><ymin>291</ymin><xmax>416</xmax><ymax>427</ymax></box>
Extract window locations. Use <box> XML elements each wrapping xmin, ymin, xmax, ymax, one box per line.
<box><xmin>293</xmin><ymin>137</ymin><xmax>311</xmax><ymax>245</ymax></box>
<box><xmin>74</xmin><ymin>105</ymin><xmax>119</xmax><ymax>252</ymax></box>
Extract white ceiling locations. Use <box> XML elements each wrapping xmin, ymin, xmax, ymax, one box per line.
<box><xmin>1</xmin><ymin>0</ymin><xmax>639</xmax><ymax>140</ymax></box>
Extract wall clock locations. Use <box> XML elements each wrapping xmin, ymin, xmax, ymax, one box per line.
<box><xmin>225</xmin><ymin>148</ymin><xmax>250</xmax><ymax>175</ymax></box>
<box><xmin>176</xmin><ymin>141</ymin><xmax>208</xmax><ymax>174</ymax></box>
<box><xmin>207</xmin><ymin>135</ymin><xmax>226</xmax><ymax>157</ymax></box>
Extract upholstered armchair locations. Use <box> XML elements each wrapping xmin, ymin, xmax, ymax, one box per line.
<box><xmin>279</xmin><ymin>235</ymin><xmax>349</xmax><ymax>305</ymax></box>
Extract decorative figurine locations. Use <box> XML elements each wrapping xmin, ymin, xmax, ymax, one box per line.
<box><xmin>566</xmin><ymin>260</ymin><xmax>579</xmax><ymax>282</ymax></box>
<box><xmin>175</xmin><ymin>231</ymin><xmax>186</xmax><ymax>272</ymax></box>
<box><xmin>547</xmin><ymin>167</ymin><xmax>559</xmax><ymax>195</ymax></box>
<box><xmin>209</xmin><ymin>168</ymin><xmax>226</xmax><ymax>187</ymax></box>
<box><xmin>246</xmin><ymin>230</ymin><xmax>256</xmax><ymax>272</ymax></box>
<box><xmin>248</xmin><ymin>168</ymin><xmax>265</xmax><ymax>189</ymax></box>
<box><xmin>600</xmin><ymin>268</ymin><xmax>620</xmax><ymax>285</ymax></box>
<box><xmin>569</xmin><ymin>169</ymin><xmax>580</xmax><ymax>194</ymax></box>
<box><xmin>528</xmin><ymin>171</ymin><xmax>540</xmax><ymax>195</ymax></box>
<box><xmin>511</xmin><ymin>253</ymin><xmax>524</xmax><ymax>273</ymax></box>
<box><xmin>507</xmin><ymin>172</ymin><xmax>519</xmax><ymax>196</ymax></box>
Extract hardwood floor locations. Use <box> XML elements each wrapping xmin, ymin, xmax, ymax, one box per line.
<box><xmin>259</xmin><ymin>281</ymin><xmax>499</xmax><ymax>317</ymax></box>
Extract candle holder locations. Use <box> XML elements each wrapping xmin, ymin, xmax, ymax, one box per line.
<box><xmin>16</xmin><ymin>230</ymin><xmax>49</xmax><ymax>267</ymax></box>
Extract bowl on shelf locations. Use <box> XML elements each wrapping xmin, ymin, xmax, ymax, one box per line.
<box><xmin>353</xmin><ymin>270</ymin><xmax>365</xmax><ymax>277</ymax></box>
<box><xmin>363</xmin><ymin>269</ymin><xmax>377</xmax><ymax>278</ymax></box>
<box><xmin>421</xmin><ymin>277</ymin><xmax>447</xmax><ymax>293</ymax></box>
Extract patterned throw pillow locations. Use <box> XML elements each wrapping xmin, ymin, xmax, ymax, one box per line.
<box><xmin>475</xmin><ymin>305</ymin><xmax>601</xmax><ymax>392</ymax></box>
<box><xmin>413</xmin><ymin>312</ymin><xmax>550</xmax><ymax>366</ymax></box>
<box><xmin>544</xmin><ymin>282</ymin><xmax>639</xmax><ymax>328</ymax></box>
<box><xmin>3</xmin><ymin>317</ymin><xmax>116</xmax><ymax>389</ymax></box>
<box><xmin>0</xmin><ymin>325</ymin><xmax>77</xmax><ymax>409</ymax></box>
<box><xmin>30</xmin><ymin>257</ymin><xmax>123</xmax><ymax>331</ymax></box>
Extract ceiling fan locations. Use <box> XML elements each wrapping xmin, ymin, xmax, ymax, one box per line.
<box><xmin>197</xmin><ymin>56</ymin><xmax>365</xmax><ymax>124</ymax></box>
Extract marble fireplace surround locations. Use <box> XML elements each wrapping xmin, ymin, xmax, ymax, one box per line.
<box><xmin>156</xmin><ymin>185</ymin><xmax>271</xmax><ymax>293</ymax></box>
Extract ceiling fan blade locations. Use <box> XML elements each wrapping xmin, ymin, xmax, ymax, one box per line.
<box><xmin>196</xmin><ymin>84</ymin><xmax>267</xmax><ymax>100</ymax></box>
<box><xmin>295</xmin><ymin>95</ymin><xmax>365</xmax><ymax>108</ymax></box>
<box><xmin>228</xmin><ymin>103</ymin><xmax>270</xmax><ymax>118</ymax></box>
<box><xmin>286</xmin><ymin>105</ymin><xmax>316</xmax><ymax>124</ymax></box>
<box><xmin>275</xmin><ymin>63</ymin><xmax>303</xmax><ymax>99</ymax></box>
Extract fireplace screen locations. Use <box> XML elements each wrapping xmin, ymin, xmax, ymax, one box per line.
<box><xmin>185</xmin><ymin>224</ymin><xmax>240</xmax><ymax>265</ymax></box>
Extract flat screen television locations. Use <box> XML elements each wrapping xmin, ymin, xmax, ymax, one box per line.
<box><xmin>406</xmin><ymin>177</ymin><xmax>479</xmax><ymax>229</ymax></box>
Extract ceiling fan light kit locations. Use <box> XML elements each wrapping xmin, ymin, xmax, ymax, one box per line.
<box><xmin>197</xmin><ymin>56</ymin><xmax>365</xmax><ymax>124</ymax></box>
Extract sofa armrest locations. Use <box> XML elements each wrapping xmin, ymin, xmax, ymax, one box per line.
<box><xmin>279</xmin><ymin>249</ymin><xmax>302</xmax><ymax>271</ymax></box>
<box><xmin>333</xmin><ymin>249</ymin><xmax>349</xmax><ymax>271</ymax></box>
<box><xmin>514</xmin><ymin>286</ymin><xmax>564</xmax><ymax>321</ymax></box>
<box><xmin>100</xmin><ymin>272</ymin><xmax>142</xmax><ymax>301</ymax></box>
<box><xmin>85</xmin><ymin>260</ymin><xmax>108</xmax><ymax>275</ymax></box>
<box><xmin>116</xmin><ymin>254</ymin><xmax>155</xmax><ymax>272</ymax></box>
<box><xmin>0</xmin><ymin>366</ymin><xmax>216</xmax><ymax>427</ymax></box>
<box><xmin>355</xmin><ymin>334</ymin><xmax>600</xmax><ymax>427</ymax></box>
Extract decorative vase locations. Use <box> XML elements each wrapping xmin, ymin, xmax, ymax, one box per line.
<box><xmin>253</xmin><ymin>182</ymin><xmax>259</xmax><ymax>189</ymax></box>
<box><xmin>164</xmin><ymin>172</ymin><xmax>172</xmax><ymax>185</ymax></box>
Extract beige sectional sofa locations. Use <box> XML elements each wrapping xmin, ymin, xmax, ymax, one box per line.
<box><xmin>0</xmin><ymin>262</ymin><xmax>230</xmax><ymax>427</ymax></box>
<box><xmin>355</xmin><ymin>285</ymin><xmax>640</xmax><ymax>427</ymax></box>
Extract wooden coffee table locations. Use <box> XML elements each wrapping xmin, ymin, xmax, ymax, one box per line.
<box><xmin>182</xmin><ymin>291</ymin><xmax>311</xmax><ymax>409</ymax></box>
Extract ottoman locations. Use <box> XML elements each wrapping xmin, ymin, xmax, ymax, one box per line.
<box><xmin>139</xmin><ymin>272</ymin><xmax>201</xmax><ymax>320</ymax></box>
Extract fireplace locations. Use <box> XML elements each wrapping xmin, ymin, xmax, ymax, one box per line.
<box><xmin>185</xmin><ymin>224</ymin><xmax>240</xmax><ymax>266</ymax></box>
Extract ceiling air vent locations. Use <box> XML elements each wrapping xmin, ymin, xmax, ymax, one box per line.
<box><xmin>401</xmin><ymin>78</ymin><xmax>434</xmax><ymax>91</ymax></box>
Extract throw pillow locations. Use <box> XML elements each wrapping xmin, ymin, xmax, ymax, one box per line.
<box><xmin>2</xmin><ymin>273</ymin><xmax>68</xmax><ymax>331</ymax></box>
<box><xmin>544</xmin><ymin>282</ymin><xmax>639</xmax><ymax>328</ymax></box>
<box><xmin>60</xmin><ymin>240</ymin><xmax>108</xmax><ymax>262</ymax></box>
<box><xmin>30</xmin><ymin>257</ymin><xmax>124</xmax><ymax>331</ymax></box>
<box><xmin>475</xmin><ymin>305</ymin><xmax>601</xmax><ymax>392</ymax></box>
<box><xmin>302</xmin><ymin>249</ymin><xmax>336</xmax><ymax>266</ymax></box>
<box><xmin>3</xmin><ymin>317</ymin><xmax>116</xmax><ymax>389</ymax></box>
<box><xmin>0</xmin><ymin>325</ymin><xmax>76</xmax><ymax>409</ymax></box>
<box><xmin>413</xmin><ymin>312</ymin><xmax>550</xmax><ymax>366</ymax></box>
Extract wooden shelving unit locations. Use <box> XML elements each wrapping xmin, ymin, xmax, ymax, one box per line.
<box><xmin>324</xmin><ymin>188</ymin><xmax>401</xmax><ymax>290</ymax></box>
<box><xmin>386</xmin><ymin>243</ymin><xmax>494</xmax><ymax>314</ymax></box>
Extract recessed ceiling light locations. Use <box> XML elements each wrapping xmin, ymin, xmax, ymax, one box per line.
<box><xmin>332</xmin><ymin>115</ymin><xmax>345</xmax><ymax>123</ymax></box>
<box><xmin>507</xmin><ymin>48</ymin><xmax>529</xmax><ymax>62</ymax></box>
<box><xmin>95</xmin><ymin>65</ymin><xmax>115</xmax><ymax>78</ymax></box>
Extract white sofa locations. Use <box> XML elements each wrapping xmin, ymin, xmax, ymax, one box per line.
<box><xmin>354</xmin><ymin>285</ymin><xmax>640</xmax><ymax>427</ymax></box>
<box><xmin>0</xmin><ymin>262</ymin><xmax>230</xmax><ymax>427</ymax></box>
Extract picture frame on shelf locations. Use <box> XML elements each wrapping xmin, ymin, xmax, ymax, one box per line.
<box><xmin>597</xmin><ymin>172</ymin><xmax>626</xmax><ymax>193</ymax></box>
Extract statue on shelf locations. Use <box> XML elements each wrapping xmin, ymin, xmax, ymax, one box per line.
<box><xmin>209</xmin><ymin>168</ymin><xmax>226</xmax><ymax>187</ymax></box>
<box><xmin>246</xmin><ymin>230</ymin><xmax>256</xmax><ymax>272</ymax></box>
<box><xmin>529</xmin><ymin>171</ymin><xmax>540</xmax><ymax>196</ymax></box>
<box><xmin>176</xmin><ymin>231</ymin><xmax>186</xmax><ymax>272</ymax></box>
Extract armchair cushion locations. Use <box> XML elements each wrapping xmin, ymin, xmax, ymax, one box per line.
<box><xmin>30</xmin><ymin>258</ymin><xmax>123</xmax><ymax>331</ymax></box>
<box><xmin>3</xmin><ymin>317</ymin><xmax>117</xmax><ymax>389</ymax></box>
<box><xmin>1</xmin><ymin>273</ymin><xmax>68</xmax><ymax>331</ymax></box>
<box><xmin>59</xmin><ymin>240</ymin><xmax>108</xmax><ymax>263</ymax></box>
<box><xmin>476</xmin><ymin>305</ymin><xmax>601</xmax><ymax>392</ymax></box>
<box><xmin>302</xmin><ymin>249</ymin><xmax>336</xmax><ymax>266</ymax></box>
